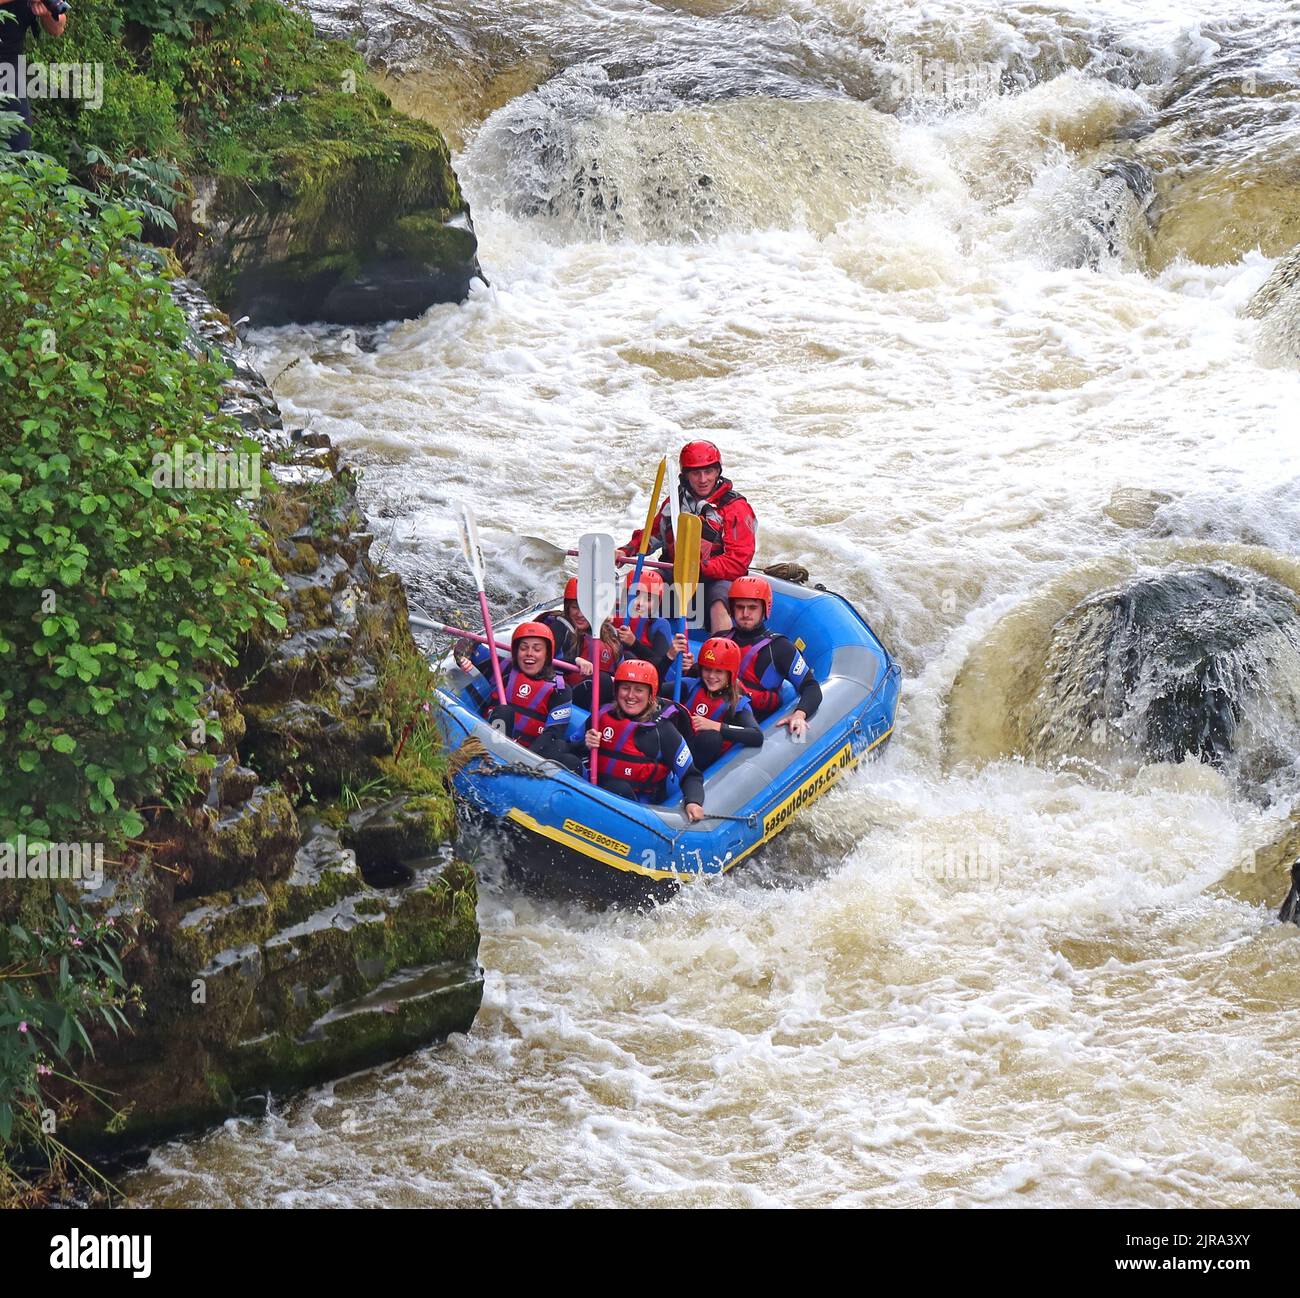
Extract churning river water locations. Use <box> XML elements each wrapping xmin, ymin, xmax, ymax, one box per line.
<box><xmin>129</xmin><ymin>0</ymin><xmax>1300</xmax><ymax>1206</ymax></box>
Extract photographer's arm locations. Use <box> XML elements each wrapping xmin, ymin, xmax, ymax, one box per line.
<box><xmin>31</xmin><ymin>0</ymin><xmax>67</xmax><ymax>37</ymax></box>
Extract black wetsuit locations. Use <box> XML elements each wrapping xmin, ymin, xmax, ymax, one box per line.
<box><xmin>0</xmin><ymin>0</ymin><xmax>39</xmax><ymax>151</ymax></box>
<box><xmin>726</xmin><ymin>623</ymin><xmax>823</xmax><ymax>720</ymax></box>
<box><xmin>571</xmin><ymin>707</ymin><xmax>705</xmax><ymax>808</ymax></box>
<box><xmin>670</xmin><ymin>681</ymin><xmax>759</xmax><ymax>769</ymax></box>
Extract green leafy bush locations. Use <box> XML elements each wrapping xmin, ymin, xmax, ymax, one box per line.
<box><xmin>32</xmin><ymin>0</ymin><xmax>382</xmax><ymax>189</ymax></box>
<box><xmin>29</xmin><ymin>0</ymin><xmax>187</xmax><ymax>166</ymax></box>
<box><xmin>124</xmin><ymin>0</ymin><xmax>245</xmax><ymax>36</ymax></box>
<box><xmin>0</xmin><ymin>155</ymin><xmax>286</xmax><ymax>845</ymax></box>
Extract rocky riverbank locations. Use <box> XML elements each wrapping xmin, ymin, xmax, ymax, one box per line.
<box><xmin>53</xmin><ymin>282</ymin><xmax>482</xmax><ymax>1158</ymax></box>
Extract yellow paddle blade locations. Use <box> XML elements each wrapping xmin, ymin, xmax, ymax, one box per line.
<box><xmin>638</xmin><ymin>455</ymin><xmax>667</xmax><ymax>556</ymax></box>
<box><xmin>673</xmin><ymin>512</ymin><xmax>702</xmax><ymax>610</ymax></box>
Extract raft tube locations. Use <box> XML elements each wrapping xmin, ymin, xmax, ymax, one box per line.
<box><xmin>427</xmin><ymin>574</ymin><xmax>901</xmax><ymax>905</ymax></box>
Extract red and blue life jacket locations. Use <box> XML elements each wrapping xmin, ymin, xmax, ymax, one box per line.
<box><xmin>565</xmin><ymin>633</ymin><xmax>618</xmax><ymax>688</ymax></box>
<box><xmin>486</xmin><ymin>669</ymin><xmax>559</xmax><ymax>743</ymax></box>
<box><xmin>593</xmin><ymin>705</ymin><xmax>671</xmax><ymax>791</ymax></box>
<box><xmin>734</xmin><ymin>635</ymin><xmax>782</xmax><ymax>715</ymax></box>
<box><xmin>683</xmin><ymin>680</ymin><xmax>740</xmax><ymax>753</ymax></box>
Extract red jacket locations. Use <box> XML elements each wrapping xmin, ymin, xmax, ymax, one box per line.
<box><xmin>624</xmin><ymin>476</ymin><xmax>757</xmax><ymax>581</ymax></box>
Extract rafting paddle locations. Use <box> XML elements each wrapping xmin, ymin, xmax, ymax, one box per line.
<box><xmin>457</xmin><ymin>506</ymin><xmax>507</xmax><ymax>707</ymax></box>
<box><xmin>672</xmin><ymin>512</ymin><xmax>701</xmax><ymax>703</ymax></box>
<box><xmin>577</xmin><ymin>532</ymin><xmax>617</xmax><ymax>784</ymax></box>
<box><xmin>408</xmin><ymin>617</ymin><xmax>582</xmax><ymax>674</ymax></box>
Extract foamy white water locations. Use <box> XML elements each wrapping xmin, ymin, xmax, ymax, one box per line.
<box><xmin>130</xmin><ymin>0</ymin><xmax>1300</xmax><ymax>1206</ymax></box>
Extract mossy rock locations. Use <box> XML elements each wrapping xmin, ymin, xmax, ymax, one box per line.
<box><xmin>173</xmin><ymin>785</ymin><xmax>299</xmax><ymax>900</ymax></box>
<box><xmin>344</xmin><ymin>793</ymin><xmax>457</xmax><ymax>874</ymax></box>
<box><xmin>60</xmin><ymin>854</ymin><xmax>481</xmax><ymax>1155</ymax></box>
<box><xmin>190</xmin><ymin>112</ymin><xmax>481</xmax><ymax>325</ymax></box>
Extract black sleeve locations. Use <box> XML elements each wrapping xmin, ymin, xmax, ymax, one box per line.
<box><xmin>657</xmin><ymin>699</ymin><xmax>693</xmax><ymax>742</ymax></box>
<box><xmin>720</xmin><ymin>706</ymin><xmax>763</xmax><ymax>748</ymax></box>
<box><xmin>647</xmin><ymin>626</ymin><xmax>674</xmax><ymax>675</ymax></box>
<box><xmin>651</xmin><ymin>720</ymin><xmax>704</xmax><ymax>807</ymax></box>
<box><xmin>770</xmin><ymin>639</ymin><xmax>822</xmax><ymax>720</ymax></box>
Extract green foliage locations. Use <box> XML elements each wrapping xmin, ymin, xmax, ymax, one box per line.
<box><xmin>124</xmin><ymin>0</ymin><xmax>244</xmax><ymax>36</ymax></box>
<box><xmin>29</xmin><ymin>0</ymin><xmax>379</xmax><ymax>186</ymax></box>
<box><xmin>84</xmin><ymin>146</ymin><xmax>183</xmax><ymax>232</ymax></box>
<box><xmin>147</xmin><ymin>0</ymin><xmax>395</xmax><ymax>187</ymax></box>
<box><xmin>30</xmin><ymin>0</ymin><xmax>187</xmax><ymax>166</ymax></box>
<box><xmin>0</xmin><ymin>891</ymin><xmax>131</xmax><ymax>1154</ymax></box>
<box><xmin>0</xmin><ymin>155</ymin><xmax>287</xmax><ymax>845</ymax></box>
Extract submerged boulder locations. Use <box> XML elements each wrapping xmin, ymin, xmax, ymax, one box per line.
<box><xmin>1026</xmin><ymin>565</ymin><xmax>1300</xmax><ymax>773</ymax></box>
<box><xmin>947</xmin><ymin>553</ymin><xmax>1300</xmax><ymax>799</ymax></box>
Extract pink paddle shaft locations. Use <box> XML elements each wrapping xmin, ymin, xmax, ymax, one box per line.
<box><xmin>589</xmin><ymin>653</ymin><xmax>600</xmax><ymax>784</ymax></box>
<box><xmin>479</xmin><ymin>592</ymin><xmax>508</xmax><ymax>706</ymax></box>
<box><xmin>566</xmin><ymin>548</ymin><xmax>672</xmax><ymax>574</ymax></box>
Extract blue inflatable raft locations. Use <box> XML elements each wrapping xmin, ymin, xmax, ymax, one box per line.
<box><xmin>425</xmin><ymin>574</ymin><xmax>901</xmax><ymax>905</ymax></box>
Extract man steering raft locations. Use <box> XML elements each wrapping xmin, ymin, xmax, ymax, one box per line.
<box><xmin>721</xmin><ymin>575</ymin><xmax>822</xmax><ymax>741</ymax></box>
<box><xmin>616</xmin><ymin>440</ymin><xmax>757</xmax><ymax>633</ymax></box>
<box><xmin>577</xmin><ymin>661</ymin><xmax>705</xmax><ymax>821</ymax></box>
<box><xmin>457</xmin><ymin>622</ymin><xmax>576</xmax><ymax>764</ymax></box>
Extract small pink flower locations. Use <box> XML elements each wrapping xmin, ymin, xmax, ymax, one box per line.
<box><xmin>68</xmin><ymin>924</ymin><xmax>77</xmax><ymax>934</ymax></box>
<box><xmin>36</xmin><ymin>1064</ymin><xmax>51</xmax><ymax>1076</ymax></box>
<box><xmin>72</xmin><ymin>939</ymin><xmax>83</xmax><ymax>947</ymax></box>
<box><xmin>106</xmin><ymin>917</ymin><xmax>115</xmax><ymax>927</ymax></box>
<box><xmin>18</xmin><ymin>1021</ymin><xmax>28</xmax><ymax>1033</ymax></box>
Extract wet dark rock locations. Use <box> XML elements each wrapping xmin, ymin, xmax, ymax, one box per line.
<box><xmin>1028</xmin><ymin>565</ymin><xmax>1300</xmax><ymax>770</ymax></box>
<box><xmin>346</xmin><ymin>794</ymin><xmax>457</xmax><ymax>874</ymax></box>
<box><xmin>54</xmin><ymin>281</ymin><xmax>482</xmax><ymax>1158</ymax></box>
<box><xmin>186</xmin><ymin>135</ymin><xmax>483</xmax><ymax>326</ymax></box>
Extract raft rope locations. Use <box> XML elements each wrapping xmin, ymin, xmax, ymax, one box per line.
<box><xmin>447</xmin><ymin>735</ymin><xmax>759</xmax><ymax>827</ymax></box>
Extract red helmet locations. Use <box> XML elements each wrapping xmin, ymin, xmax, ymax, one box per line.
<box><xmin>614</xmin><ymin>659</ymin><xmax>659</xmax><ymax>692</ymax></box>
<box><xmin>564</xmin><ymin>577</ymin><xmax>578</xmax><ymax>602</ymax></box>
<box><xmin>697</xmin><ymin>637</ymin><xmax>740</xmax><ymax>677</ymax></box>
<box><xmin>680</xmin><ymin>440</ymin><xmax>722</xmax><ymax>471</ymax></box>
<box><xmin>625</xmin><ymin>567</ymin><xmax>665</xmax><ymax>595</ymax></box>
<box><xmin>512</xmin><ymin>621</ymin><xmax>555</xmax><ymax>660</ymax></box>
<box><xmin>729</xmin><ymin>575</ymin><xmax>772</xmax><ymax>617</ymax></box>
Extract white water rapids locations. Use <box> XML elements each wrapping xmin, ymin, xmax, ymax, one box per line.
<box><xmin>130</xmin><ymin>0</ymin><xmax>1300</xmax><ymax>1206</ymax></box>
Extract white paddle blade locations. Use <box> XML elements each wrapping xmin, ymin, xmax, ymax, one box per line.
<box><xmin>667</xmin><ymin>443</ymin><xmax>682</xmax><ymax>542</ymax></box>
<box><xmin>577</xmin><ymin>532</ymin><xmax>617</xmax><ymax>629</ymax></box>
<box><xmin>458</xmin><ymin>506</ymin><xmax>486</xmax><ymax>591</ymax></box>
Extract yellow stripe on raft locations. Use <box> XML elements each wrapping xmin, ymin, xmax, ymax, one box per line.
<box><xmin>505</xmin><ymin>725</ymin><xmax>894</xmax><ymax>881</ymax></box>
<box><xmin>505</xmin><ymin>808</ymin><xmax>683</xmax><ymax>878</ymax></box>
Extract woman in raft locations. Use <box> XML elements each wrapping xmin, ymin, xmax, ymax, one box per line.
<box><xmin>538</xmin><ymin>577</ymin><xmax>620</xmax><ymax>711</ymax></box>
<box><xmin>611</xmin><ymin>568</ymin><xmax>689</xmax><ymax>682</ymax></box>
<box><xmin>575</xmin><ymin>660</ymin><xmax>705</xmax><ymax>821</ymax></box>
<box><xmin>456</xmin><ymin>622</ymin><xmax>574</xmax><ymax>763</ymax></box>
<box><xmin>671</xmin><ymin>636</ymin><xmax>763</xmax><ymax>770</ymax></box>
